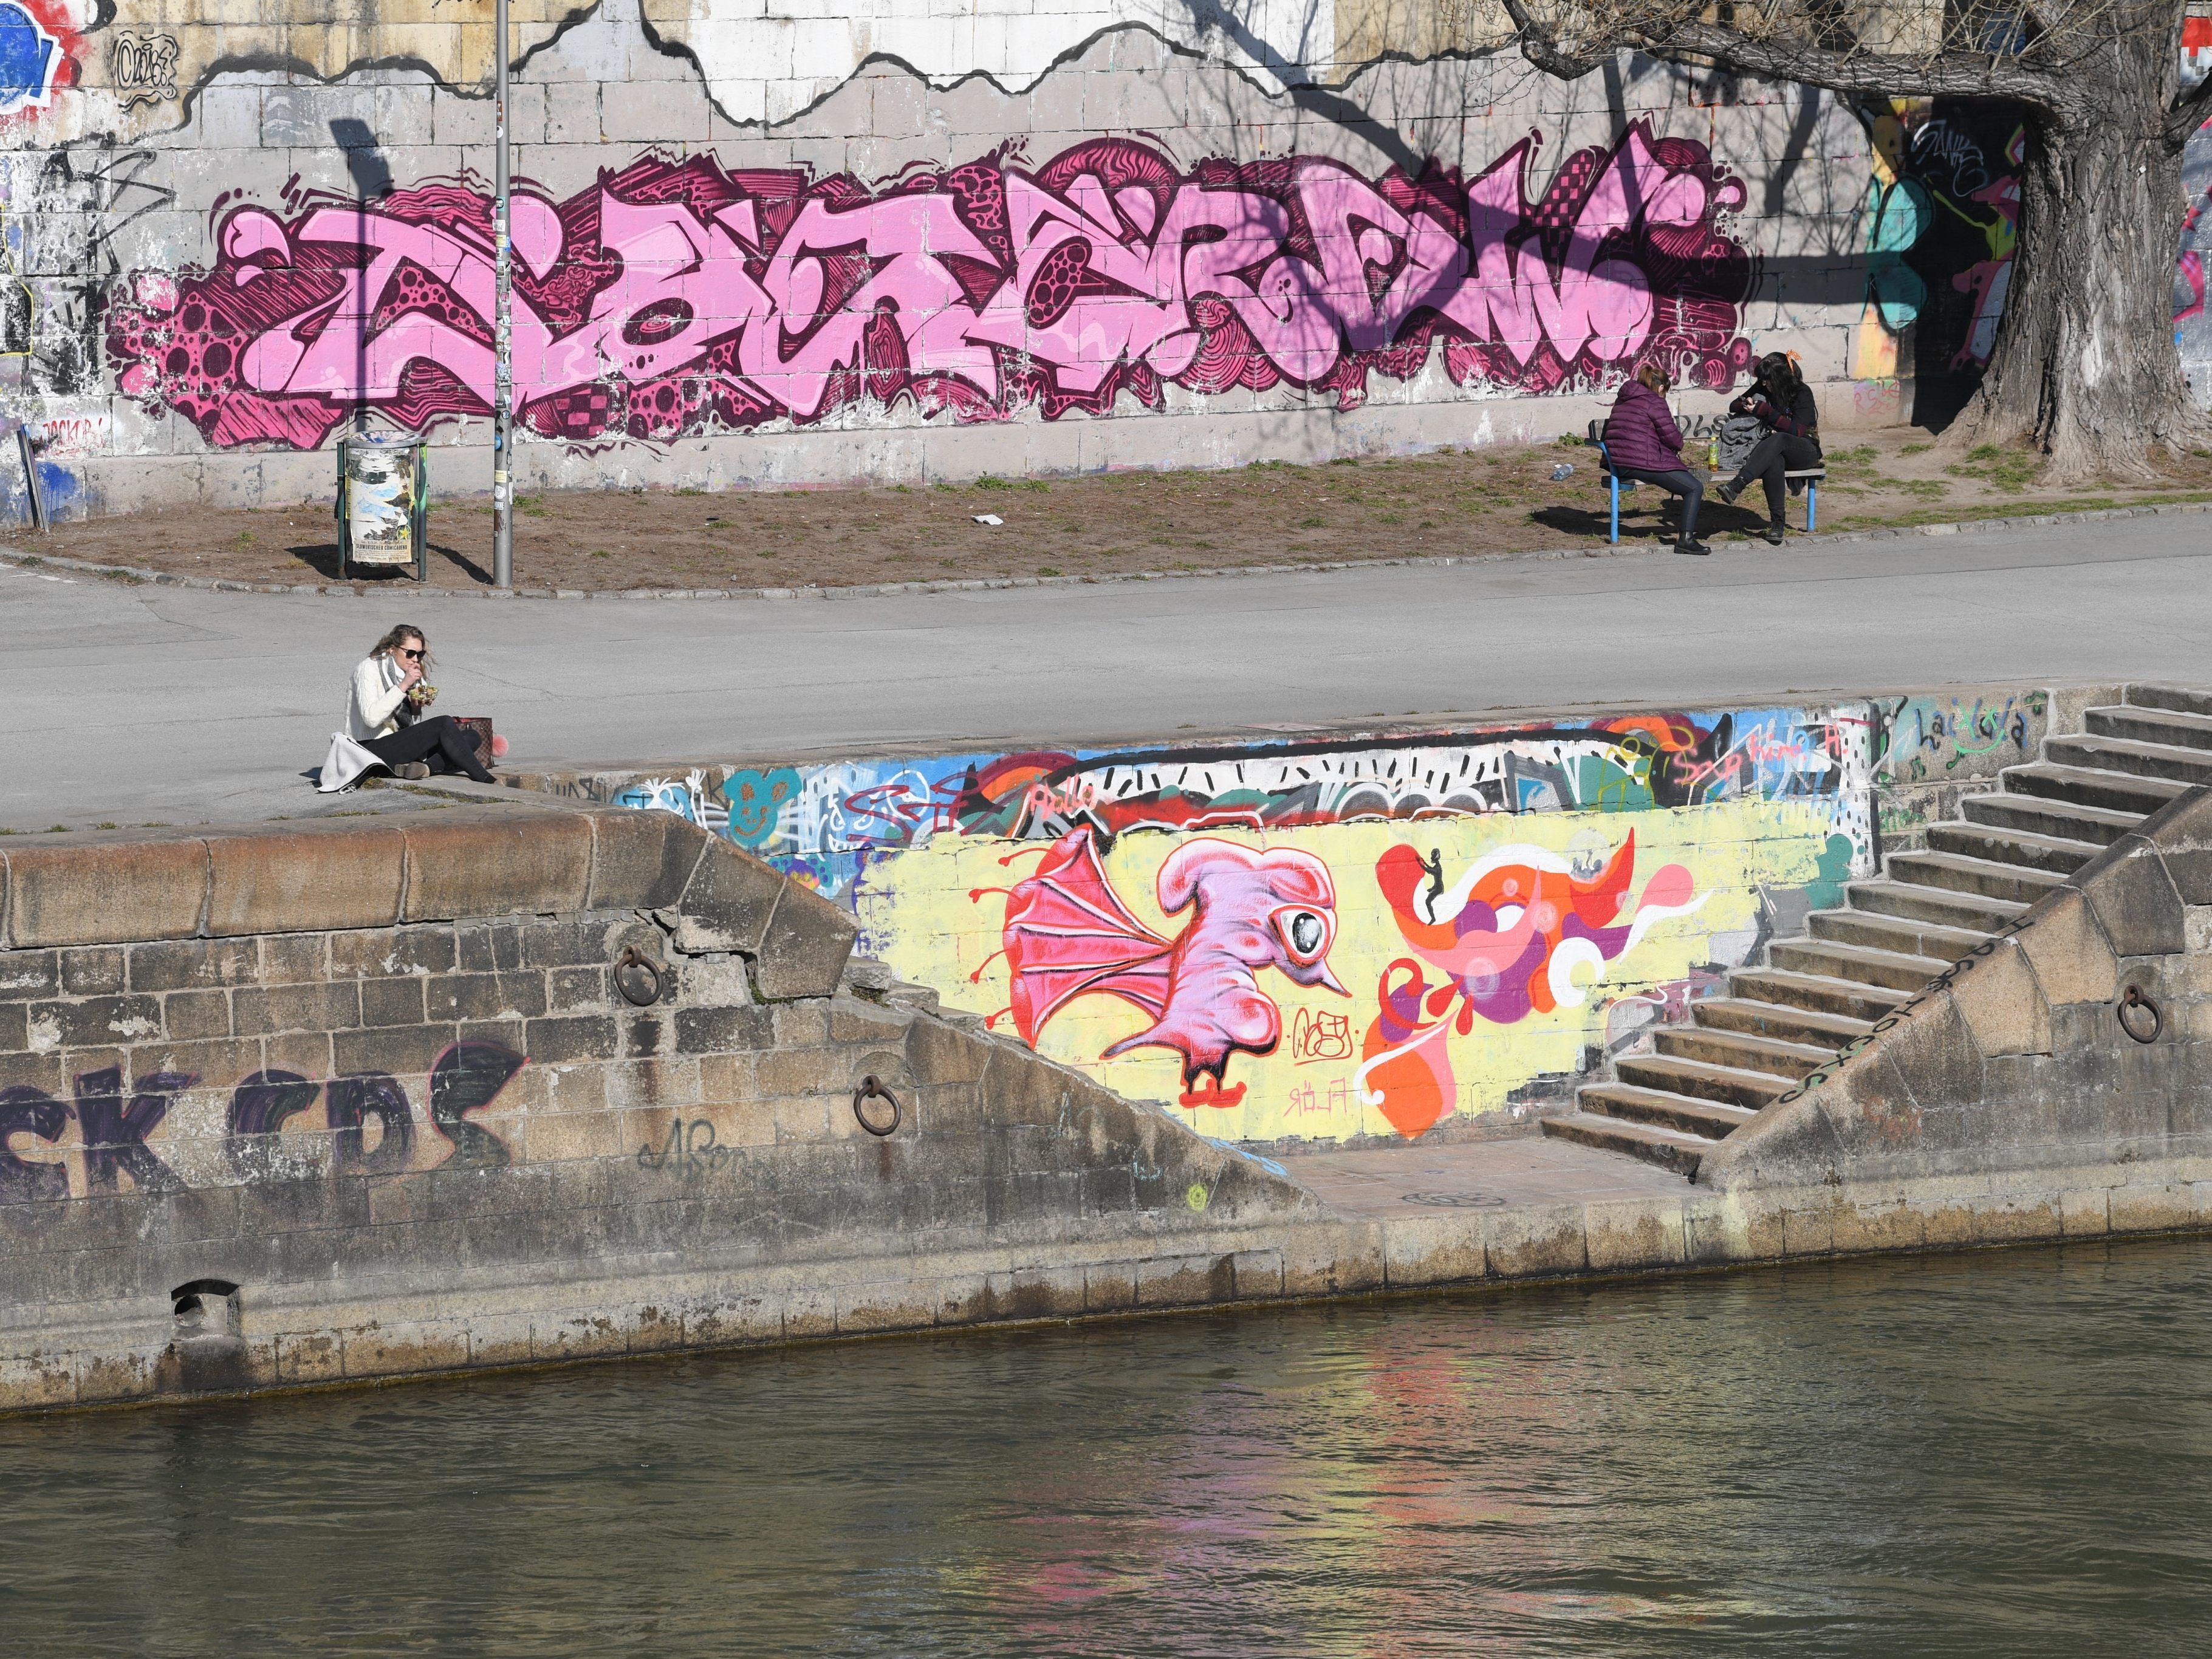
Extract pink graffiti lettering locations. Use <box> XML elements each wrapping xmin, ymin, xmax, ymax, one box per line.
<box><xmin>108</xmin><ymin>128</ymin><xmax>1753</xmax><ymax>452</ymax></box>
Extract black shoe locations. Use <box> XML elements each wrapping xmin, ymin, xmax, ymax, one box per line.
<box><xmin>1715</xmin><ymin>480</ymin><xmax>1740</xmax><ymax>507</ymax></box>
<box><xmin>1675</xmin><ymin>536</ymin><xmax>1711</xmax><ymax>555</ymax></box>
<box><xmin>392</xmin><ymin>762</ymin><xmax>431</xmax><ymax>780</ymax></box>
<box><xmin>1762</xmin><ymin>522</ymin><xmax>1786</xmax><ymax>545</ymax></box>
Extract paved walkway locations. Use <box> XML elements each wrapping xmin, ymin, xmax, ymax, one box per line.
<box><xmin>1284</xmin><ymin>1132</ymin><xmax>1684</xmax><ymax>1220</ymax></box>
<box><xmin>6</xmin><ymin>516</ymin><xmax>2211</xmax><ymax>830</ymax></box>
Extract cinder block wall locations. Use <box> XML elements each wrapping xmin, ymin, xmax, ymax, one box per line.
<box><xmin>0</xmin><ymin>0</ymin><xmax>2053</xmax><ymax>522</ymax></box>
<box><xmin>0</xmin><ymin>805</ymin><xmax>1319</xmax><ymax>1412</ymax></box>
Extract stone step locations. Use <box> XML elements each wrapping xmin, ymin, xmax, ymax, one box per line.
<box><xmin>2086</xmin><ymin>703</ymin><xmax>2212</xmax><ymax>754</ymax></box>
<box><xmin>1541</xmin><ymin>1110</ymin><xmax>1708</xmax><ymax>1178</ymax></box>
<box><xmin>2044</xmin><ymin>733</ymin><xmax>2212</xmax><ymax>788</ymax></box>
<box><xmin>1727</xmin><ymin>968</ymin><xmax>1912</xmax><ymax>1022</ymax></box>
<box><xmin>1807</xmin><ymin>906</ymin><xmax>1990</xmax><ymax>961</ymax></box>
<box><xmin>2001</xmin><ymin>761</ymin><xmax>2188</xmax><ymax>817</ymax></box>
<box><xmin>1959</xmin><ymin>792</ymin><xmax>2145</xmax><ymax>847</ymax></box>
<box><xmin>1580</xmin><ymin>1083</ymin><xmax>1759</xmax><ymax>1140</ymax></box>
<box><xmin>1693</xmin><ymin>995</ymin><xmax>1875</xmax><ymax>1048</ymax></box>
<box><xmin>1767</xmin><ymin>937</ymin><xmax>1950</xmax><ymax>994</ymax></box>
<box><xmin>1925</xmin><ymin>821</ymin><xmax>2101</xmax><ymax>876</ymax></box>
<box><xmin>1844</xmin><ymin>879</ymin><xmax>2029</xmax><ymax>932</ymax></box>
<box><xmin>1614</xmin><ymin>1053</ymin><xmax>1798</xmax><ymax>1110</ymax></box>
<box><xmin>2126</xmin><ymin>683</ymin><xmax>2212</xmax><ymax>720</ymax></box>
<box><xmin>1653</xmin><ymin>1024</ymin><xmax>1837</xmax><ymax>1079</ymax></box>
<box><xmin>1883</xmin><ymin>849</ymin><xmax>2069</xmax><ymax>905</ymax></box>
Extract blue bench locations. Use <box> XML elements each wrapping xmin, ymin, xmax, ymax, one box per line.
<box><xmin>1585</xmin><ymin>419</ymin><xmax>1825</xmax><ymax>541</ymax></box>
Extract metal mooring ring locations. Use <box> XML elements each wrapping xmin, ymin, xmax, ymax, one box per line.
<box><xmin>615</xmin><ymin>947</ymin><xmax>668</xmax><ymax>1008</ymax></box>
<box><xmin>2118</xmin><ymin>984</ymin><xmax>2163</xmax><ymax>1045</ymax></box>
<box><xmin>852</xmin><ymin>1075</ymin><xmax>902</xmax><ymax>1137</ymax></box>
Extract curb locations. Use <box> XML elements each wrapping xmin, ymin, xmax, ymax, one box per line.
<box><xmin>5</xmin><ymin>499</ymin><xmax>2210</xmax><ymax>603</ymax></box>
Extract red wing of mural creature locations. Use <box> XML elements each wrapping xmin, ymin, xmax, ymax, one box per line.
<box><xmin>984</xmin><ymin>828</ymin><xmax>1344</xmax><ymax>1109</ymax></box>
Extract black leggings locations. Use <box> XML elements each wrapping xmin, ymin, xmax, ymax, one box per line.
<box><xmin>1612</xmin><ymin>465</ymin><xmax>1703</xmax><ymax>541</ymax></box>
<box><xmin>363</xmin><ymin>716</ymin><xmax>493</xmax><ymax>782</ymax></box>
<box><xmin>1729</xmin><ymin>432</ymin><xmax>1821</xmax><ymax>522</ymax></box>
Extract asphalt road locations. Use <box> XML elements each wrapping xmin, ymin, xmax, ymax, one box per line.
<box><xmin>5</xmin><ymin>518</ymin><xmax>2208</xmax><ymax>831</ymax></box>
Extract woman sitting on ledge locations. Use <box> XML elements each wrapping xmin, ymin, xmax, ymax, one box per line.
<box><xmin>1715</xmin><ymin>351</ymin><xmax>1821</xmax><ymax>545</ymax></box>
<box><xmin>343</xmin><ymin>624</ymin><xmax>496</xmax><ymax>784</ymax></box>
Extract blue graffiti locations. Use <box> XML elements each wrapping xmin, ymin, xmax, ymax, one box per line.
<box><xmin>0</xmin><ymin>4</ymin><xmax>56</xmax><ymax>115</ymax></box>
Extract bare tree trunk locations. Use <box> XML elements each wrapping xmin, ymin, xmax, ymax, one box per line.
<box><xmin>1964</xmin><ymin>108</ymin><xmax>2202</xmax><ymax>479</ymax></box>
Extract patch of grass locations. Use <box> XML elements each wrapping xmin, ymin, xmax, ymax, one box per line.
<box><xmin>892</xmin><ymin>484</ymin><xmax>911</xmax><ymax>493</ymax></box>
<box><xmin>1037</xmin><ymin>566</ymin><xmax>1063</xmax><ymax>576</ymax></box>
<box><xmin>676</xmin><ymin>487</ymin><xmax>706</xmax><ymax>496</ymax></box>
<box><xmin>1901</xmin><ymin>442</ymin><xmax>1933</xmax><ymax>456</ymax></box>
<box><xmin>1555</xmin><ymin>434</ymin><xmax>1583</xmax><ymax>448</ymax></box>
<box><xmin>1375</xmin><ymin>513</ymin><xmax>1404</xmax><ymax>526</ymax></box>
<box><xmin>46</xmin><ymin>824</ymin><xmax>66</xmax><ymax>833</ymax></box>
<box><xmin>591</xmin><ymin>550</ymin><xmax>611</xmax><ymax>559</ymax></box>
<box><xmin>1419</xmin><ymin>520</ymin><xmax>1437</xmax><ymax>530</ymax></box>
<box><xmin>1330</xmin><ymin>456</ymin><xmax>1359</xmax><ymax>467</ymax></box>
<box><xmin>235</xmin><ymin>530</ymin><xmax>254</xmax><ymax>545</ymax></box>
<box><xmin>0</xmin><ymin>827</ymin><xmax>14</xmax><ymax>835</ymax></box>
<box><xmin>1295</xmin><ymin>515</ymin><xmax>1325</xmax><ymax>528</ymax></box>
<box><xmin>1247</xmin><ymin>459</ymin><xmax>1291</xmax><ymax>471</ymax></box>
<box><xmin>1193</xmin><ymin>540</ymin><xmax>1214</xmax><ymax>549</ymax></box>
<box><xmin>96</xmin><ymin>821</ymin><xmax>117</xmax><ymax>830</ymax></box>
<box><xmin>974</xmin><ymin>475</ymin><xmax>1049</xmax><ymax>492</ymax></box>
<box><xmin>1897</xmin><ymin>479</ymin><xmax>1949</xmax><ymax>499</ymax></box>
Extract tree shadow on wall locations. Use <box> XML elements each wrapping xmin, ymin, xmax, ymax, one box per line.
<box><xmin>284</xmin><ymin>539</ymin><xmax>496</xmax><ymax>586</ymax></box>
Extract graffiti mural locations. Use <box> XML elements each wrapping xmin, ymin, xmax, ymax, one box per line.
<box><xmin>103</xmin><ymin>126</ymin><xmax>1756</xmax><ymax>451</ymax></box>
<box><xmin>0</xmin><ymin>1041</ymin><xmax>527</xmax><ymax>1203</ymax></box>
<box><xmin>1852</xmin><ymin>100</ymin><xmax>2024</xmax><ymax>423</ymax></box>
<box><xmin>609</xmin><ymin>700</ymin><xmax>1880</xmax><ymax>1145</ymax></box>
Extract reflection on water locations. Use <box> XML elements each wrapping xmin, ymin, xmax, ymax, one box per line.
<box><xmin>5</xmin><ymin>1238</ymin><xmax>2212</xmax><ymax>1655</ymax></box>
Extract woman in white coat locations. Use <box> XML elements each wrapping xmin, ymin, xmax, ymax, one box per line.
<box><xmin>342</xmin><ymin>624</ymin><xmax>496</xmax><ymax>782</ymax></box>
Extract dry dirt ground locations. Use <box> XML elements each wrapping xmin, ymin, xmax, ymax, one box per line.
<box><xmin>20</xmin><ymin>426</ymin><xmax>2212</xmax><ymax>593</ymax></box>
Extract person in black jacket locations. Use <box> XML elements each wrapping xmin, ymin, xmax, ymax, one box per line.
<box><xmin>1716</xmin><ymin>352</ymin><xmax>1820</xmax><ymax>544</ymax></box>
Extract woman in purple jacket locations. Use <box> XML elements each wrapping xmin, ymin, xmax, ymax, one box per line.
<box><xmin>1601</xmin><ymin>364</ymin><xmax>1710</xmax><ymax>555</ymax></box>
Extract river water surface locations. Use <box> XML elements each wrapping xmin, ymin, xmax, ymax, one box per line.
<box><xmin>5</xmin><ymin>1238</ymin><xmax>2211</xmax><ymax>1656</ymax></box>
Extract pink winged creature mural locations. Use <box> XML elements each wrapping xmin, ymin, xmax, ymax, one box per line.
<box><xmin>979</xmin><ymin>828</ymin><xmax>1345</xmax><ymax>1109</ymax></box>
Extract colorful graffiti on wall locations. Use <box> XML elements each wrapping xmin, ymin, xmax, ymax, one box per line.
<box><xmin>611</xmin><ymin>703</ymin><xmax>1877</xmax><ymax>1145</ymax></box>
<box><xmin>1853</xmin><ymin>101</ymin><xmax>2024</xmax><ymax>423</ymax></box>
<box><xmin>103</xmin><ymin>125</ymin><xmax>1756</xmax><ymax>450</ymax></box>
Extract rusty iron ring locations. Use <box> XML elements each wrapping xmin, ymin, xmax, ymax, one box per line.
<box><xmin>2118</xmin><ymin>984</ymin><xmax>2163</xmax><ymax>1045</ymax></box>
<box><xmin>615</xmin><ymin>947</ymin><xmax>668</xmax><ymax>1008</ymax></box>
<box><xmin>852</xmin><ymin>1075</ymin><xmax>902</xmax><ymax>1137</ymax></box>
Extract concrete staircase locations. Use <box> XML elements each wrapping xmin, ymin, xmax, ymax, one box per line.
<box><xmin>1543</xmin><ymin>684</ymin><xmax>2212</xmax><ymax>1178</ymax></box>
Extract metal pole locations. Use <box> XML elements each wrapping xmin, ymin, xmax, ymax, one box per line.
<box><xmin>491</xmin><ymin>0</ymin><xmax>513</xmax><ymax>589</ymax></box>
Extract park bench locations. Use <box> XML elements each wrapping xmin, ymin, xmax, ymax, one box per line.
<box><xmin>1585</xmin><ymin>419</ymin><xmax>1825</xmax><ymax>542</ymax></box>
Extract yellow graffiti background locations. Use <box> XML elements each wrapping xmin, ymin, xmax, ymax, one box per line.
<box><xmin>855</xmin><ymin>796</ymin><xmax>1843</xmax><ymax>1144</ymax></box>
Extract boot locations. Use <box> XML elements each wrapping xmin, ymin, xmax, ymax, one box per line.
<box><xmin>1762</xmin><ymin>521</ymin><xmax>1786</xmax><ymax>546</ymax></box>
<box><xmin>1675</xmin><ymin>535</ymin><xmax>1711</xmax><ymax>555</ymax></box>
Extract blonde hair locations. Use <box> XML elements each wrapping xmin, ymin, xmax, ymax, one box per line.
<box><xmin>370</xmin><ymin>623</ymin><xmax>430</xmax><ymax>674</ymax></box>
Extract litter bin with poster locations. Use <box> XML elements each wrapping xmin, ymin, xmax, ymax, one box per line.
<box><xmin>336</xmin><ymin>433</ymin><xmax>428</xmax><ymax>581</ymax></box>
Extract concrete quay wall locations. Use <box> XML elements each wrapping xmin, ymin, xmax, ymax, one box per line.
<box><xmin>9</xmin><ymin>766</ymin><xmax>2212</xmax><ymax>1416</ymax></box>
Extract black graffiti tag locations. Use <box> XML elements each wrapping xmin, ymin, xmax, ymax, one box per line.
<box><xmin>0</xmin><ymin>1084</ymin><xmax>69</xmax><ymax>1203</ymax></box>
<box><xmin>224</xmin><ymin>1070</ymin><xmax>324</xmax><ymax>1178</ymax></box>
<box><xmin>428</xmin><ymin>1041</ymin><xmax>526</xmax><ymax>1169</ymax></box>
<box><xmin>637</xmin><ymin>1117</ymin><xmax>733</xmax><ymax>1178</ymax></box>
<box><xmin>74</xmin><ymin>1066</ymin><xmax>195</xmax><ymax>1195</ymax></box>
<box><xmin>326</xmin><ymin>1072</ymin><xmax>418</xmax><ymax>1175</ymax></box>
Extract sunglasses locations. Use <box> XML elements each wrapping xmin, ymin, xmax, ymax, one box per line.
<box><xmin>397</xmin><ymin>647</ymin><xmax>424</xmax><ymax>660</ymax></box>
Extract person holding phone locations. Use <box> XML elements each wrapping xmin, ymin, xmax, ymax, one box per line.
<box><xmin>1715</xmin><ymin>352</ymin><xmax>1821</xmax><ymax>544</ymax></box>
<box><xmin>343</xmin><ymin>624</ymin><xmax>496</xmax><ymax>782</ymax></box>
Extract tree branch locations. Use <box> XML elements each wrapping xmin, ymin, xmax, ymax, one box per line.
<box><xmin>2166</xmin><ymin>71</ymin><xmax>2212</xmax><ymax>147</ymax></box>
<box><xmin>1505</xmin><ymin>12</ymin><xmax>2078</xmax><ymax>119</ymax></box>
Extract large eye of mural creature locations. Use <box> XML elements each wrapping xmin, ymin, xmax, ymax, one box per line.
<box><xmin>1272</xmin><ymin>905</ymin><xmax>1334</xmax><ymax>966</ymax></box>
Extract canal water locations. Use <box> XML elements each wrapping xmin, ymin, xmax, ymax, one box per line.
<box><xmin>5</xmin><ymin>1238</ymin><xmax>2210</xmax><ymax>1655</ymax></box>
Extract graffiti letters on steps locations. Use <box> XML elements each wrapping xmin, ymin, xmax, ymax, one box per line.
<box><xmin>0</xmin><ymin>1041</ymin><xmax>526</xmax><ymax>1205</ymax></box>
<box><xmin>105</xmin><ymin>125</ymin><xmax>1755</xmax><ymax>450</ymax></box>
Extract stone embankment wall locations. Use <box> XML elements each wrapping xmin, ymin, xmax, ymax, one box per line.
<box><xmin>10</xmin><ymin>0</ymin><xmax>2197</xmax><ymax>521</ymax></box>
<box><xmin>0</xmin><ymin>804</ymin><xmax>1327</xmax><ymax>1412</ymax></box>
<box><xmin>532</xmin><ymin>683</ymin><xmax>2072</xmax><ymax>1154</ymax></box>
<box><xmin>1699</xmin><ymin>781</ymin><xmax>2212</xmax><ymax>1242</ymax></box>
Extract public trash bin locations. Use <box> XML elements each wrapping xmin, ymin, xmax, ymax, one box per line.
<box><xmin>336</xmin><ymin>433</ymin><xmax>428</xmax><ymax>581</ymax></box>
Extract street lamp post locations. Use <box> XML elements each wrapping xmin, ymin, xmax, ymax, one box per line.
<box><xmin>491</xmin><ymin>0</ymin><xmax>514</xmax><ymax>590</ymax></box>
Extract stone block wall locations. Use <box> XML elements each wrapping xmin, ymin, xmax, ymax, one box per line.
<box><xmin>0</xmin><ymin>802</ymin><xmax>1319</xmax><ymax>1411</ymax></box>
<box><xmin>1704</xmin><ymin>782</ymin><xmax>2212</xmax><ymax>1205</ymax></box>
